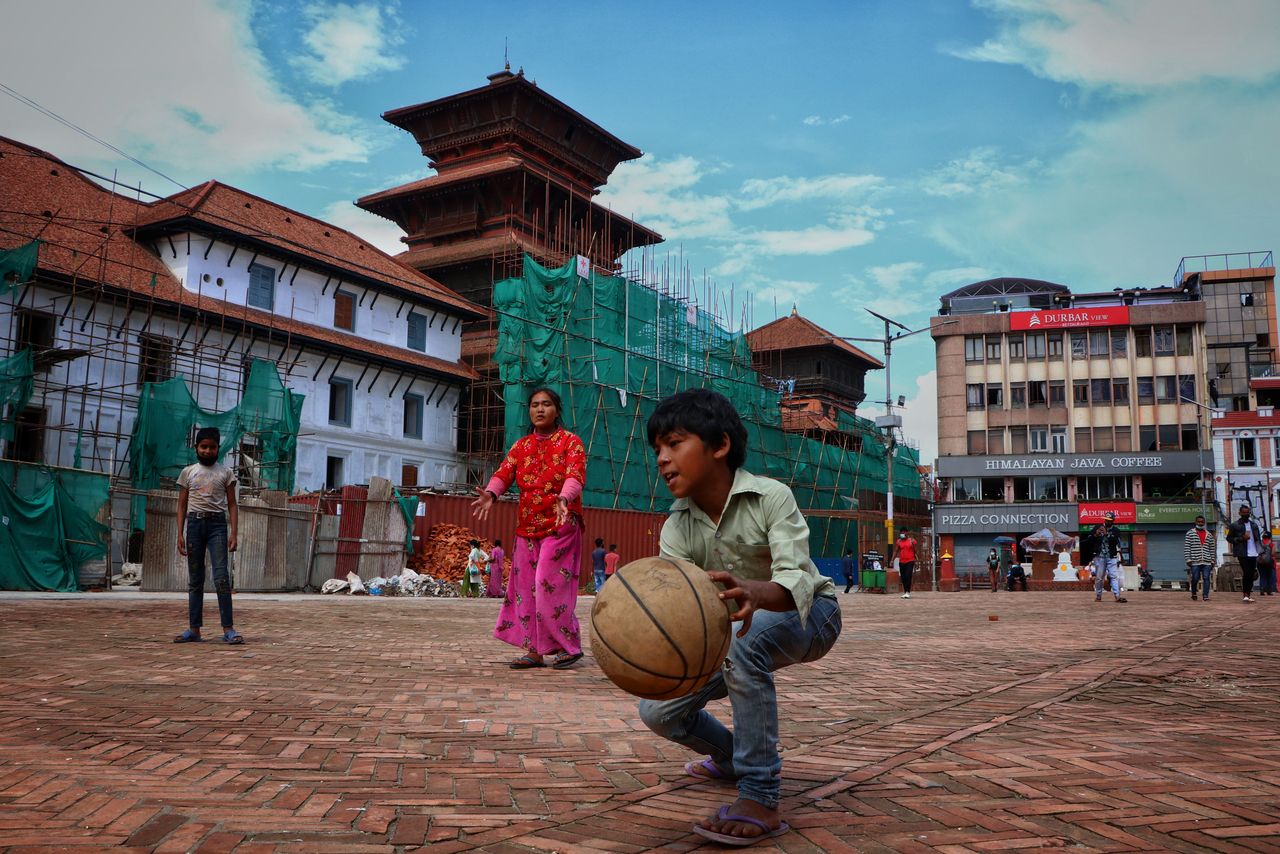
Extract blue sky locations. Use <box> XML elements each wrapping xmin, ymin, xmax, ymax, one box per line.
<box><xmin>3</xmin><ymin>0</ymin><xmax>1278</xmax><ymax>462</ymax></box>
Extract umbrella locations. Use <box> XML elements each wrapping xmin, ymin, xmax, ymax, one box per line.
<box><xmin>993</xmin><ymin>535</ymin><xmax>1015</xmax><ymax>544</ymax></box>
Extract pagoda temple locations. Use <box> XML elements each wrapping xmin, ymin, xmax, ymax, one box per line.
<box><xmin>357</xmin><ymin>67</ymin><xmax>662</xmax><ymax>305</ymax></box>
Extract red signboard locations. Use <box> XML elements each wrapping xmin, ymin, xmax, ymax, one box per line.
<box><xmin>1010</xmin><ymin>306</ymin><xmax>1130</xmax><ymax>330</ymax></box>
<box><xmin>1077</xmin><ymin>501</ymin><xmax>1136</xmax><ymax>526</ymax></box>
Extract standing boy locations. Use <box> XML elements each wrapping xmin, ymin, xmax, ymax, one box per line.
<box><xmin>639</xmin><ymin>389</ymin><xmax>842</xmax><ymax>846</ymax></box>
<box><xmin>591</xmin><ymin>537</ymin><xmax>608</xmax><ymax>592</ymax></box>
<box><xmin>1183</xmin><ymin>514</ymin><xmax>1215</xmax><ymax>601</ymax></box>
<box><xmin>604</xmin><ymin>544</ymin><xmax>620</xmax><ymax>584</ymax></box>
<box><xmin>174</xmin><ymin>427</ymin><xmax>243</xmax><ymax>644</ymax></box>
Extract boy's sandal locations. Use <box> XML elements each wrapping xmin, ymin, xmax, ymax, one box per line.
<box><xmin>691</xmin><ymin>805</ymin><xmax>790</xmax><ymax>847</ymax></box>
<box><xmin>551</xmin><ymin>651</ymin><xmax>584</xmax><ymax>669</ymax></box>
<box><xmin>222</xmin><ymin>629</ymin><xmax>245</xmax><ymax>645</ymax></box>
<box><xmin>685</xmin><ymin>757</ymin><xmax>736</xmax><ymax>782</ymax></box>
<box><xmin>510</xmin><ymin>654</ymin><xmax>546</xmax><ymax>669</ymax></box>
<box><xmin>173</xmin><ymin>629</ymin><xmax>203</xmax><ymax>643</ymax></box>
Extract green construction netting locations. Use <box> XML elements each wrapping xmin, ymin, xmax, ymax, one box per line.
<box><xmin>493</xmin><ymin>255</ymin><xmax>923</xmax><ymax>556</ymax></box>
<box><xmin>0</xmin><ymin>348</ymin><xmax>34</xmax><ymax>442</ymax></box>
<box><xmin>0</xmin><ymin>240</ymin><xmax>40</xmax><ymax>296</ymax></box>
<box><xmin>128</xmin><ymin>358</ymin><xmax>304</xmax><ymax>527</ymax></box>
<box><xmin>0</xmin><ymin>462</ymin><xmax>110</xmax><ymax>591</ymax></box>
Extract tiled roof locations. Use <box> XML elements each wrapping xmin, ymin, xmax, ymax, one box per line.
<box><xmin>0</xmin><ymin>136</ymin><xmax>478</xmax><ymax>384</ymax></box>
<box><xmin>129</xmin><ymin>179</ymin><xmax>484</xmax><ymax>319</ymax></box>
<box><xmin>1211</xmin><ymin>411</ymin><xmax>1280</xmax><ymax>429</ymax></box>
<box><xmin>747</xmin><ymin>312</ymin><xmax>884</xmax><ymax>368</ymax></box>
<box><xmin>356</xmin><ymin>157</ymin><xmax>528</xmax><ymax>207</ymax></box>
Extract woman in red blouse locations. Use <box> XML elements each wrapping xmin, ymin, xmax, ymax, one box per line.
<box><xmin>472</xmin><ymin>388</ymin><xmax>587</xmax><ymax>669</ymax></box>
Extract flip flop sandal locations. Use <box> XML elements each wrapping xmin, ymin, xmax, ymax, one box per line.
<box><xmin>509</xmin><ymin>655</ymin><xmax>546</xmax><ymax>669</ymax></box>
<box><xmin>551</xmin><ymin>652</ymin><xmax>584</xmax><ymax>669</ymax></box>
<box><xmin>222</xmin><ymin>630</ymin><xmax>245</xmax><ymax>645</ymax></box>
<box><xmin>685</xmin><ymin>757</ymin><xmax>736</xmax><ymax>782</ymax></box>
<box><xmin>173</xmin><ymin>629</ymin><xmax>203</xmax><ymax>643</ymax></box>
<box><xmin>691</xmin><ymin>805</ymin><xmax>791</xmax><ymax>847</ymax></box>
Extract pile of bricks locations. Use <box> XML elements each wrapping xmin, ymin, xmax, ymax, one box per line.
<box><xmin>410</xmin><ymin>523</ymin><xmax>493</xmax><ymax>583</ymax></box>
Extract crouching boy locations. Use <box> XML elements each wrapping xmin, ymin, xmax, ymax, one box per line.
<box><xmin>639</xmin><ymin>389</ymin><xmax>842</xmax><ymax>847</ymax></box>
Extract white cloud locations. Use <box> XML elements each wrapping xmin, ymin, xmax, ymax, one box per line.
<box><xmin>802</xmin><ymin>114</ymin><xmax>852</xmax><ymax>126</ymax></box>
<box><xmin>926</xmin><ymin>87</ymin><xmax>1280</xmax><ymax>284</ymax></box>
<box><xmin>318</xmin><ymin>201</ymin><xmax>406</xmax><ymax>256</ymax></box>
<box><xmin>0</xmin><ymin>0</ymin><xmax>371</xmax><ymax>188</ymax></box>
<box><xmin>599</xmin><ymin>154</ymin><xmax>733</xmax><ymax>240</ymax></box>
<box><xmin>924</xmin><ymin>266</ymin><xmax>991</xmax><ymax>289</ymax></box>
<box><xmin>739</xmin><ymin>173</ymin><xmax>883</xmax><ymax>210</ymax></box>
<box><xmin>920</xmin><ymin>147</ymin><xmax>1039</xmax><ymax>198</ymax></box>
<box><xmin>293</xmin><ymin>2</ymin><xmax>405</xmax><ymax>87</ymax></box>
<box><xmin>958</xmin><ymin>0</ymin><xmax>1280</xmax><ymax>90</ymax></box>
<box><xmin>901</xmin><ymin>370</ymin><xmax>938</xmax><ymax>465</ymax></box>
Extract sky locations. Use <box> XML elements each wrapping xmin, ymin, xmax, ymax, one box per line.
<box><xmin>3</xmin><ymin>0</ymin><xmax>1278</xmax><ymax>464</ymax></box>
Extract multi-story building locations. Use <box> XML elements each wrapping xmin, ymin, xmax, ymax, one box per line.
<box><xmin>0</xmin><ymin>135</ymin><xmax>485</xmax><ymax>496</ymax></box>
<box><xmin>932</xmin><ymin>276</ymin><xmax>1212</xmax><ymax>581</ymax></box>
<box><xmin>1179</xmin><ymin>251</ymin><xmax>1278</xmax><ymax>411</ymax></box>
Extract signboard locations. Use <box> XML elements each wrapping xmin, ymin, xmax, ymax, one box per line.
<box><xmin>933</xmin><ymin>503</ymin><xmax>1076</xmax><ymax>534</ymax></box>
<box><xmin>1134</xmin><ymin>503</ymin><xmax>1204</xmax><ymax>525</ymax></box>
<box><xmin>1078</xmin><ymin>501</ymin><xmax>1136</xmax><ymax>525</ymax></box>
<box><xmin>575</xmin><ymin>255</ymin><xmax>591</xmax><ymax>279</ymax></box>
<box><xmin>937</xmin><ymin>451</ymin><xmax>1202</xmax><ymax>478</ymax></box>
<box><xmin>1009</xmin><ymin>306</ymin><xmax>1130</xmax><ymax>330</ymax></box>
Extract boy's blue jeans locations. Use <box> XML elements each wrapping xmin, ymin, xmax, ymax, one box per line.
<box><xmin>186</xmin><ymin>514</ymin><xmax>233</xmax><ymax>630</ymax></box>
<box><xmin>594</xmin><ymin>568</ymin><xmax>606</xmax><ymax>591</ymax></box>
<box><xmin>638</xmin><ymin>596</ymin><xmax>842</xmax><ymax>809</ymax></box>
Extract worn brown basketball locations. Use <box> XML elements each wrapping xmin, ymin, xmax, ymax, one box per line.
<box><xmin>589</xmin><ymin>556</ymin><xmax>732</xmax><ymax>700</ymax></box>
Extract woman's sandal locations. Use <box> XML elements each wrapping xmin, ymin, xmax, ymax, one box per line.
<box><xmin>173</xmin><ymin>629</ymin><xmax>202</xmax><ymax>643</ymax></box>
<box><xmin>551</xmin><ymin>651</ymin><xmax>584</xmax><ymax>669</ymax></box>
<box><xmin>510</xmin><ymin>654</ymin><xmax>546</xmax><ymax>669</ymax></box>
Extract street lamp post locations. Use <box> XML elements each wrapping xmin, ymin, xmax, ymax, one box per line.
<box><xmin>830</xmin><ymin>312</ymin><xmax>949</xmax><ymax>563</ymax></box>
<box><xmin>1178</xmin><ymin>395</ymin><xmax>1221</xmax><ymax>524</ymax></box>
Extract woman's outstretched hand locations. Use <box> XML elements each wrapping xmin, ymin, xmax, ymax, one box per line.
<box><xmin>471</xmin><ymin>487</ymin><xmax>495</xmax><ymax>520</ymax></box>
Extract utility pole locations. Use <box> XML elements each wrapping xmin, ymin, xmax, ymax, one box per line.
<box><xmin>830</xmin><ymin>311</ymin><xmax>947</xmax><ymax>555</ymax></box>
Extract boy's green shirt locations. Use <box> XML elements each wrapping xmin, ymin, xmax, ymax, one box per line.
<box><xmin>659</xmin><ymin>468</ymin><xmax>837</xmax><ymax>624</ymax></box>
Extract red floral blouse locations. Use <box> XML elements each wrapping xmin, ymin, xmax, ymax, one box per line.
<box><xmin>491</xmin><ymin>428</ymin><xmax>586</xmax><ymax>539</ymax></box>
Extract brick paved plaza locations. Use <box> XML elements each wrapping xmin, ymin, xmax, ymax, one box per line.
<box><xmin>1</xmin><ymin>590</ymin><xmax>1278</xmax><ymax>853</ymax></box>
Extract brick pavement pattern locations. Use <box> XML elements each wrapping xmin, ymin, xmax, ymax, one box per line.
<box><xmin>1</xmin><ymin>591</ymin><xmax>1278</xmax><ymax>852</ymax></box>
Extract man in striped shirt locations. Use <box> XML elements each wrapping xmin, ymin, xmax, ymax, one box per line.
<box><xmin>1183</xmin><ymin>515</ymin><xmax>1216</xmax><ymax>601</ymax></box>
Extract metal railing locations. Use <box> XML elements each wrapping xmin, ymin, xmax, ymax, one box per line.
<box><xmin>1174</xmin><ymin>250</ymin><xmax>1274</xmax><ymax>285</ymax></box>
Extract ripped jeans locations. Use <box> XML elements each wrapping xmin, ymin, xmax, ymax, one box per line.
<box><xmin>186</xmin><ymin>514</ymin><xmax>234</xmax><ymax>629</ymax></box>
<box><xmin>638</xmin><ymin>596</ymin><xmax>842</xmax><ymax>809</ymax></box>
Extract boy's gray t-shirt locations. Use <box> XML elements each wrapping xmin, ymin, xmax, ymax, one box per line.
<box><xmin>178</xmin><ymin>463</ymin><xmax>237</xmax><ymax>514</ymax></box>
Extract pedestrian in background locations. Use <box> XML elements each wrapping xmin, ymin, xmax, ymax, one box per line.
<box><xmin>464</xmin><ymin>539</ymin><xmax>488</xmax><ymax>598</ymax></box>
<box><xmin>604</xmin><ymin>544</ymin><xmax>620</xmax><ymax>584</ymax></box>
<box><xmin>986</xmin><ymin>548</ymin><xmax>1000</xmax><ymax>592</ymax></box>
<box><xmin>897</xmin><ymin>529</ymin><xmax>918</xmax><ymax>599</ymax></box>
<box><xmin>1090</xmin><ymin>512</ymin><xmax>1127</xmax><ymax>603</ymax></box>
<box><xmin>1226</xmin><ymin>503</ymin><xmax>1263</xmax><ymax>604</ymax></box>
<box><xmin>472</xmin><ymin>387</ymin><xmax>587</xmax><ymax>670</ymax></box>
<box><xmin>1258</xmin><ymin>532</ymin><xmax>1276</xmax><ymax>597</ymax></box>
<box><xmin>1183</xmin><ymin>514</ymin><xmax>1215</xmax><ymax>602</ymax></box>
<box><xmin>841</xmin><ymin>548</ymin><xmax>855</xmax><ymax>593</ymax></box>
<box><xmin>591</xmin><ymin>537</ymin><xmax>607</xmax><ymax>593</ymax></box>
<box><xmin>486</xmin><ymin>539</ymin><xmax>505</xmax><ymax>598</ymax></box>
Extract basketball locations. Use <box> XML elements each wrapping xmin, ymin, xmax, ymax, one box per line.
<box><xmin>589</xmin><ymin>556</ymin><xmax>733</xmax><ymax>700</ymax></box>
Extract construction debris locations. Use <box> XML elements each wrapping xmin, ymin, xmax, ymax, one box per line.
<box><xmin>325</xmin><ymin>568</ymin><xmax>460</xmax><ymax>598</ymax></box>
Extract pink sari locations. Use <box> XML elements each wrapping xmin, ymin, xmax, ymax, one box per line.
<box><xmin>493</xmin><ymin>520</ymin><xmax>583</xmax><ymax>655</ymax></box>
<box><xmin>486</xmin><ymin>547</ymin><xmax>505</xmax><ymax>598</ymax></box>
